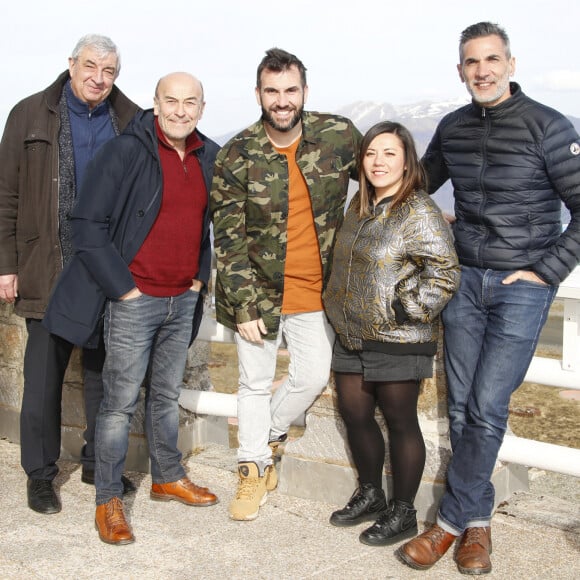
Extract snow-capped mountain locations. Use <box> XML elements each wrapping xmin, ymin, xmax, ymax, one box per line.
<box><xmin>335</xmin><ymin>98</ymin><xmax>469</xmax><ymax>138</ymax></box>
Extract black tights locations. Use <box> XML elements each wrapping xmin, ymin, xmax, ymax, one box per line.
<box><xmin>334</xmin><ymin>372</ymin><xmax>426</xmax><ymax>504</ymax></box>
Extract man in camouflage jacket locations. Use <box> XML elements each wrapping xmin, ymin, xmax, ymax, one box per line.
<box><xmin>211</xmin><ymin>48</ymin><xmax>361</xmax><ymax>521</ymax></box>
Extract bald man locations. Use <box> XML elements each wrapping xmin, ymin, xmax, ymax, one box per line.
<box><xmin>43</xmin><ymin>73</ymin><xmax>220</xmax><ymax>544</ymax></box>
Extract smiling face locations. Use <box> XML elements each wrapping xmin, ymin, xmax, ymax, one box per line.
<box><xmin>363</xmin><ymin>132</ymin><xmax>406</xmax><ymax>202</ymax></box>
<box><xmin>153</xmin><ymin>73</ymin><xmax>205</xmax><ymax>149</ymax></box>
<box><xmin>458</xmin><ymin>34</ymin><xmax>515</xmax><ymax>107</ymax></box>
<box><xmin>68</xmin><ymin>46</ymin><xmax>118</xmax><ymax>109</ymax></box>
<box><xmin>255</xmin><ymin>65</ymin><xmax>308</xmax><ymax>135</ymax></box>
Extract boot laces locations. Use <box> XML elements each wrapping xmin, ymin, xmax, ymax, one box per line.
<box><xmin>426</xmin><ymin>525</ymin><xmax>447</xmax><ymax>547</ymax></box>
<box><xmin>105</xmin><ymin>498</ymin><xmax>128</xmax><ymax>531</ymax></box>
<box><xmin>374</xmin><ymin>503</ymin><xmax>396</xmax><ymax>526</ymax></box>
<box><xmin>462</xmin><ymin>527</ymin><xmax>487</xmax><ymax>547</ymax></box>
<box><xmin>346</xmin><ymin>485</ymin><xmax>377</xmax><ymax>510</ymax></box>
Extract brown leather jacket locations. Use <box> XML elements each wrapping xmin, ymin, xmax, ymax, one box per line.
<box><xmin>0</xmin><ymin>71</ymin><xmax>139</xmax><ymax>318</ymax></box>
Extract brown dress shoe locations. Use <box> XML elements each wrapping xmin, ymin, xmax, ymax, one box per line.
<box><xmin>150</xmin><ymin>477</ymin><xmax>218</xmax><ymax>506</ymax></box>
<box><xmin>397</xmin><ymin>524</ymin><xmax>457</xmax><ymax>570</ymax></box>
<box><xmin>455</xmin><ymin>527</ymin><xmax>492</xmax><ymax>575</ymax></box>
<box><xmin>95</xmin><ymin>497</ymin><xmax>135</xmax><ymax>545</ymax></box>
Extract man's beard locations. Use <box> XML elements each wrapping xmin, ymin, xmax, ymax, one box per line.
<box><xmin>261</xmin><ymin>105</ymin><xmax>303</xmax><ymax>132</ymax></box>
<box><xmin>468</xmin><ymin>73</ymin><xmax>510</xmax><ymax>106</ymax></box>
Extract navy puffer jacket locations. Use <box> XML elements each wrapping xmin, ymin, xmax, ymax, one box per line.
<box><xmin>423</xmin><ymin>83</ymin><xmax>580</xmax><ymax>285</ymax></box>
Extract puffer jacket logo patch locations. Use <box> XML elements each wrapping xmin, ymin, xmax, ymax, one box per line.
<box><xmin>570</xmin><ymin>142</ymin><xmax>580</xmax><ymax>155</ymax></box>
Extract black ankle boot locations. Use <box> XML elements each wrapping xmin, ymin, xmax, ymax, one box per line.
<box><xmin>359</xmin><ymin>499</ymin><xmax>417</xmax><ymax>546</ymax></box>
<box><xmin>329</xmin><ymin>483</ymin><xmax>387</xmax><ymax>527</ymax></box>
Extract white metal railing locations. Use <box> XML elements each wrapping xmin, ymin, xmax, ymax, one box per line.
<box><xmin>524</xmin><ymin>265</ymin><xmax>580</xmax><ymax>389</ymax></box>
<box><xmin>185</xmin><ymin>268</ymin><xmax>580</xmax><ymax>477</ymax></box>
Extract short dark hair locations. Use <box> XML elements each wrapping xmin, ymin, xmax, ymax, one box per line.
<box><xmin>459</xmin><ymin>21</ymin><xmax>511</xmax><ymax>62</ymax></box>
<box><xmin>354</xmin><ymin>121</ymin><xmax>427</xmax><ymax>219</ymax></box>
<box><xmin>256</xmin><ymin>48</ymin><xmax>307</xmax><ymax>88</ymax></box>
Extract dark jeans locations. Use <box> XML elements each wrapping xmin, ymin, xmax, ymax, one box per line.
<box><xmin>437</xmin><ymin>266</ymin><xmax>557</xmax><ymax>534</ymax></box>
<box><xmin>95</xmin><ymin>290</ymin><xmax>198</xmax><ymax>505</ymax></box>
<box><xmin>20</xmin><ymin>319</ymin><xmax>105</xmax><ymax>480</ymax></box>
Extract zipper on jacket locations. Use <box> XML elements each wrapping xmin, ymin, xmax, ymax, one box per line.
<box><xmin>477</xmin><ymin>109</ymin><xmax>491</xmax><ymax>266</ymax></box>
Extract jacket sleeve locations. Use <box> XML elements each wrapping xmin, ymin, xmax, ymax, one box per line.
<box><xmin>210</xmin><ymin>145</ymin><xmax>260</xmax><ymax>323</ymax></box>
<box><xmin>398</xmin><ymin>200</ymin><xmax>460</xmax><ymax>323</ymax></box>
<box><xmin>422</xmin><ymin>124</ymin><xmax>450</xmax><ymax>195</ymax></box>
<box><xmin>532</xmin><ymin>117</ymin><xmax>580</xmax><ymax>285</ymax></box>
<box><xmin>196</xmin><ymin>138</ymin><xmax>219</xmax><ymax>291</ymax></box>
<box><xmin>349</xmin><ymin>122</ymin><xmax>363</xmax><ymax>180</ymax></box>
<box><xmin>0</xmin><ymin>104</ymin><xmax>23</xmax><ymax>274</ymax></box>
<box><xmin>70</xmin><ymin>143</ymin><xmax>136</xmax><ymax>299</ymax></box>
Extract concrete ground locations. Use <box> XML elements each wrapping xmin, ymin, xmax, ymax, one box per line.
<box><xmin>0</xmin><ymin>438</ymin><xmax>578</xmax><ymax>580</ymax></box>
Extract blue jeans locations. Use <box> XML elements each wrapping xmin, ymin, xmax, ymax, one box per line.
<box><xmin>95</xmin><ymin>290</ymin><xmax>198</xmax><ymax>505</ymax></box>
<box><xmin>437</xmin><ymin>266</ymin><xmax>556</xmax><ymax>534</ymax></box>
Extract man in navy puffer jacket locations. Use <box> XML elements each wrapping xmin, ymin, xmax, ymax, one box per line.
<box><xmin>398</xmin><ymin>21</ymin><xmax>580</xmax><ymax>576</ymax></box>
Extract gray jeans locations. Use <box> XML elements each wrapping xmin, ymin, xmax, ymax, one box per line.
<box><xmin>235</xmin><ymin>310</ymin><xmax>334</xmax><ymax>466</ymax></box>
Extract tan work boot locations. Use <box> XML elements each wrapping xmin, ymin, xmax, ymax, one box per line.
<box><xmin>229</xmin><ymin>462</ymin><xmax>268</xmax><ymax>521</ymax></box>
<box><xmin>268</xmin><ymin>433</ymin><xmax>288</xmax><ymax>464</ymax></box>
<box><xmin>95</xmin><ymin>497</ymin><xmax>134</xmax><ymax>545</ymax></box>
<box><xmin>265</xmin><ymin>464</ymin><xmax>278</xmax><ymax>491</ymax></box>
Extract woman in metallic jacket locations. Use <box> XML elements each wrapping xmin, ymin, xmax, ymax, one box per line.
<box><xmin>324</xmin><ymin>121</ymin><xmax>460</xmax><ymax>546</ymax></box>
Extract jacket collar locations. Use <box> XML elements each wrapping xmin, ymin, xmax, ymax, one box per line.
<box><xmin>250</xmin><ymin>111</ymin><xmax>315</xmax><ymax>163</ymax></box>
<box><xmin>44</xmin><ymin>70</ymin><xmax>71</xmax><ymax>111</ymax></box>
<box><xmin>125</xmin><ymin>109</ymin><xmax>210</xmax><ymax>157</ymax></box>
<box><xmin>470</xmin><ymin>82</ymin><xmax>524</xmax><ymax>118</ymax></box>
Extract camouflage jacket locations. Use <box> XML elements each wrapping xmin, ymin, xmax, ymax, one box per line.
<box><xmin>324</xmin><ymin>191</ymin><xmax>460</xmax><ymax>352</ymax></box>
<box><xmin>211</xmin><ymin>111</ymin><xmax>361</xmax><ymax>339</ymax></box>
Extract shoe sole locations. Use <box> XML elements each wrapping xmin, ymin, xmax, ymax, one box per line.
<box><xmin>149</xmin><ymin>492</ymin><xmax>218</xmax><ymax>507</ymax></box>
<box><xmin>359</xmin><ymin>525</ymin><xmax>418</xmax><ymax>546</ymax></box>
<box><xmin>28</xmin><ymin>504</ymin><xmax>61</xmax><ymax>515</ymax></box>
<box><xmin>94</xmin><ymin>521</ymin><xmax>135</xmax><ymax>545</ymax></box>
<box><xmin>456</xmin><ymin>564</ymin><xmax>492</xmax><ymax>575</ymax></box>
<box><xmin>229</xmin><ymin>491</ymin><xmax>268</xmax><ymax>521</ymax></box>
<box><xmin>395</xmin><ymin>546</ymin><xmax>438</xmax><ymax>570</ymax></box>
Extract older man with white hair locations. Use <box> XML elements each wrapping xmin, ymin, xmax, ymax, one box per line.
<box><xmin>0</xmin><ymin>34</ymin><xmax>139</xmax><ymax>515</ymax></box>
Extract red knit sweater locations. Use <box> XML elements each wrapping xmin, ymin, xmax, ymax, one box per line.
<box><xmin>129</xmin><ymin>119</ymin><xmax>207</xmax><ymax>296</ymax></box>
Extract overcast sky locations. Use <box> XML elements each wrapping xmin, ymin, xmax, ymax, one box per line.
<box><xmin>2</xmin><ymin>0</ymin><xmax>579</xmax><ymax>138</ymax></box>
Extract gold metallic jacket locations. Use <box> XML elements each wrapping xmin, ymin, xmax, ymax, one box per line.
<box><xmin>324</xmin><ymin>190</ymin><xmax>460</xmax><ymax>353</ymax></box>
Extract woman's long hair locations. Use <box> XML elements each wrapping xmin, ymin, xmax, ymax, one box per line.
<box><xmin>353</xmin><ymin>121</ymin><xmax>427</xmax><ymax>218</ymax></box>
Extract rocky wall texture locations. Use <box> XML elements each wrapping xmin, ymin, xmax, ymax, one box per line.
<box><xmin>0</xmin><ymin>300</ymin><xmax>216</xmax><ymax>469</ymax></box>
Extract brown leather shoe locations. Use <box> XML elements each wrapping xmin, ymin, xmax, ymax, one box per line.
<box><xmin>95</xmin><ymin>497</ymin><xmax>135</xmax><ymax>545</ymax></box>
<box><xmin>455</xmin><ymin>527</ymin><xmax>492</xmax><ymax>575</ymax></box>
<box><xmin>150</xmin><ymin>477</ymin><xmax>218</xmax><ymax>506</ymax></box>
<box><xmin>397</xmin><ymin>524</ymin><xmax>456</xmax><ymax>570</ymax></box>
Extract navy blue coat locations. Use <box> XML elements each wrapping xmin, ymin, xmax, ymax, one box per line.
<box><xmin>423</xmin><ymin>83</ymin><xmax>580</xmax><ymax>285</ymax></box>
<box><xmin>43</xmin><ymin>109</ymin><xmax>220</xmax><ymax>347</ymax></box>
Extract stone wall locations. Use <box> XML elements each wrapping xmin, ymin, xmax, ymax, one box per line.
<box><xmin>0</xmin><ymin>304</ymin><xmax>26</xmax><ymax>443</ymax></box>
<box><xmin>0</xmin><ymin>300</ymin><xmax>228</xmax><ymax>473</ymax></box>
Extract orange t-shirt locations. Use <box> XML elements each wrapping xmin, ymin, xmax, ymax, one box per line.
<box><xmin>275</xmin><ymin>139</ymin><xmax>323</xmax><ymax>313</ymax></box>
